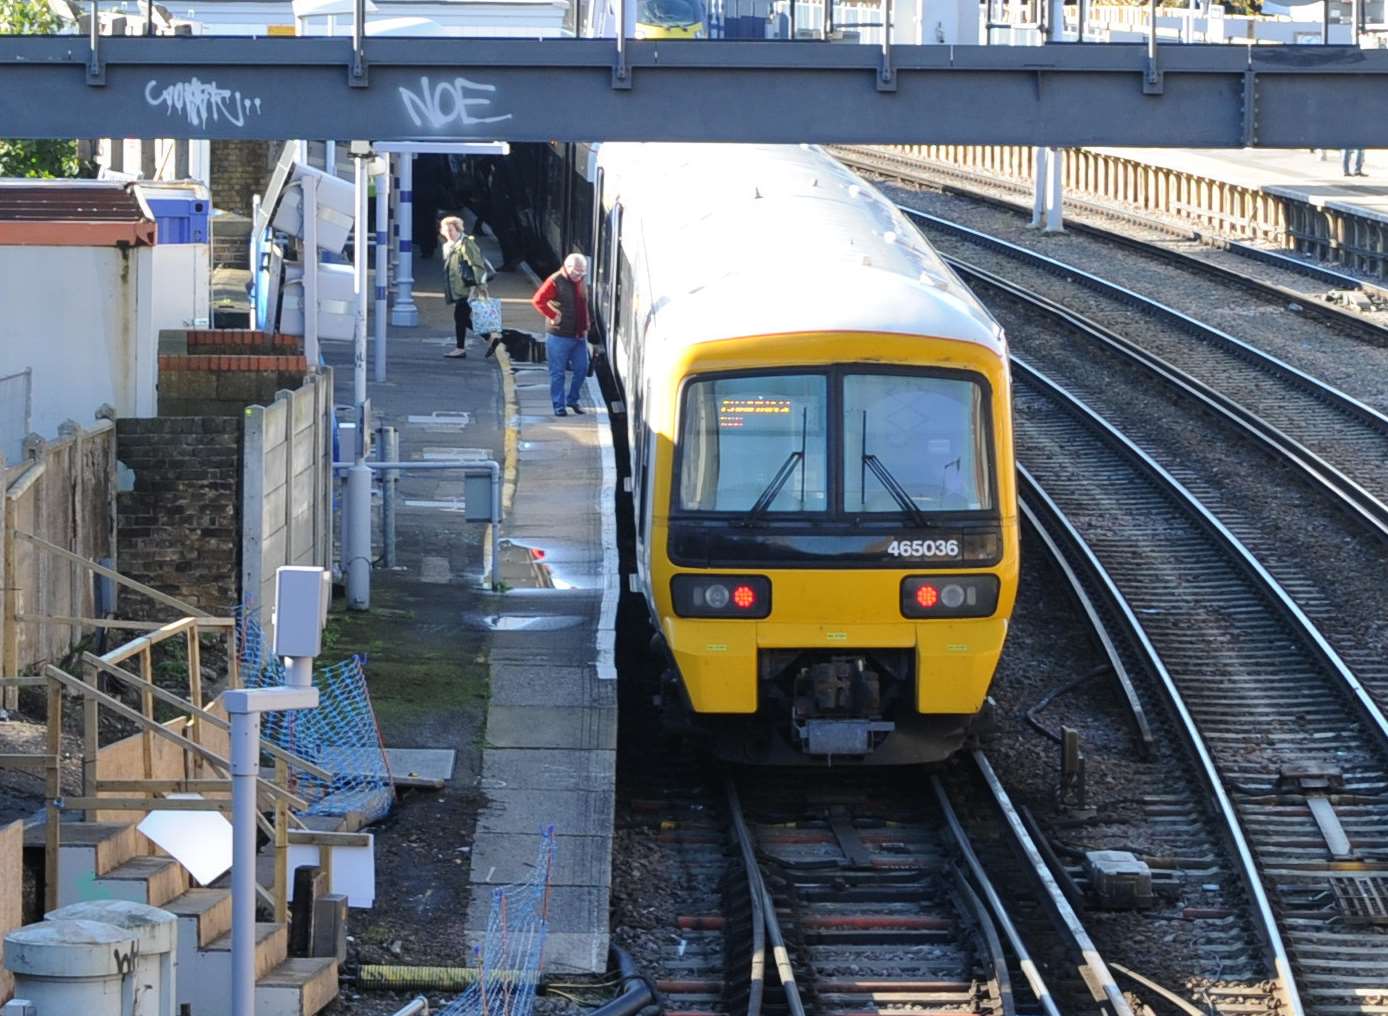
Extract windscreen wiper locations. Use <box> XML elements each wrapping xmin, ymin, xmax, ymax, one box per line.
<box><xmin>740</xmin><ymin>407</ymin><xmax>808</xmax><ymax>524</ymax></box>
<box><xmin>862</xmin><ymin>454</ymin><xmax>930</xmax><ymax>528</ymax></box>
<box><xmin>860</xmin><ymin>411</ymin><xmax>929</xmax><ymax>528</ymax></box>
<box><xmin>739</xmin><ymin>450</ymin><xmax>804</xmax><ymax>524</ymax></box>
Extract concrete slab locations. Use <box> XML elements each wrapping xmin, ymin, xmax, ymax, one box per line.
<box><xmin>470</xmin><ymin>834</ymin><xmax>613</xmax><ymax>888</ymax></box>
<box><xmin>481</xmin><ymin>748</ymin><xmax>614</xmax><ymax>793</ymax></box>
<box><xmin>384</xmin><ymin>748</ymin><xmax>456</xmax><ymax>782</ymax></box>
<box><xmin>475</xmin><ymin>788</ymin><xmax>614</xmax><ymax>837</ymax></box>
<box><xmin>486</xmin><ymin>705</ymin><xmax>616</xmax><ymax>750</ymax></box>
<box><xmin>488</xmin><ymin>666</ymin><xmax>612</xmax><ymax>707</ymax></box>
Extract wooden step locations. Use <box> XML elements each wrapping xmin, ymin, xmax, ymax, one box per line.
<box><xmin>256</xmin><ymin>957</ymin><xmax>340</xmax><ymax>1016</ymax></box>
<box><xmin>205</xmin><ymin>921</ymin><xmax>289</xmax><ymax>980</ymax></box>
<box><xmin>163</xmin><ymin>887</ymin><xmax>232</xmax><ymax>949</ymax></box>
<box><xmin>25</xmin><ymin>820</ymin><xmax>150</xmax><ymax>879</ymax></box>
<box><xmin>93</xmin><ymin>854</ymin><xmax>188</xmax><ymax>907</ymax></box>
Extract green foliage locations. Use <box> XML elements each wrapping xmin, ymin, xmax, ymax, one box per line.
<box><xmin>0</xmin><ymin>0</ymin><xmax>62</xmax><ymax>34</ymax></box>
<box><xmin>0</xmin><ymin>0</ymin><xmax>81</xmax><ymax>178</ymax></box>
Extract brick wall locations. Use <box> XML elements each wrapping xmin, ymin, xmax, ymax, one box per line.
<box><xmin>115</xmin><ymin>418</ymin><xmax>242</xmax><ymax>618</ymax></box>
<box><xmin>158</xmin><ymin>330</ymin><xmax>309</xmax><ymax>417</ymax></box>
<box><xmin>210</xmin><ymin>140</ymin><xmax>274</xmax><ymax>216</ymax></box>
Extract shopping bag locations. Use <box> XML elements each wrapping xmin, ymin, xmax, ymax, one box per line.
<box><xmin>469</xmin><ymin>294</ymin><xmax>503</xmax><ymax>336</ymax></box>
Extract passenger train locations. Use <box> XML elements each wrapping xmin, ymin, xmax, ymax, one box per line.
<box><xmin>522</xmin><ymin>142</ymin><xmax>1018</xmax><ymax>765</ymax></box>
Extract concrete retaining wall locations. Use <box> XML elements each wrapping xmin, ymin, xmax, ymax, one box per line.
<box><xmin>241</xmin><ymin>372</ymin><xmax>334</xmax><ymax>630</ymax></box>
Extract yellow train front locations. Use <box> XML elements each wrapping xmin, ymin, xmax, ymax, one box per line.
<box><xmin>634</xmin><ymin>0</ymin><xmax>707</xmax><ymax>37</ymax></box>
<box><xmin>588</xmin><ymin>144</ymin><xmax>1018</xmax><ymax>765</ymax></box>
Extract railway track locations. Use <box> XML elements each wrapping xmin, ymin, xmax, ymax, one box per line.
<box><xmin>1011</xmin><ymin>358</ymin><xmax>1388</xmax><ymax>1013</ymax></box>
<box><xmin>921</xmin><ymin>235</ymin><xmax>1388</xmax><ymax>714</ymax></box>
<box><xmin>831</xmin><ymin>145</ymin><xmax>1388</xmax><ymax>325</ymax></box>
<box><xmin>619</xmin><ymin>753</ymin><xmax>1131</xmax><ymax>1016</ymax></box>
<box><xmin>898</xmin><ymin>209</ymin><xmax>1388</xmax><ymax>531</ymax></box>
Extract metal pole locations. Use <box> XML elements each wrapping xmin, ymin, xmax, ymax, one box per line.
<box><xmin>354</xmin><ymin>152</ymin><xmax>368</xmax><ymax>409</ymax></box>
<box><xmin>389</xmin><ymin>154</ymin><xmax>419</xmax><ymax>327</ymax></box>
<box><xmin>228</xmin><ymin>706</ymin><xmax>260</xmax><ymax>1016</ymax></box>
<box><xmin>303</xmin><ymin>175</ymin><xmax>320</xmax><ymax>368</ymax></box>
<box><xmin>1045</xmin><ymin>147</ymin><xmax>1064</xmax><ymax>232</ymax></box>
<box><xmin>1148</xmin><ymin>0</ymin><xmax>1157</xmax><ymax>62</ymax></box>
<box><xmin>1030</xmin><ymin>146</ymin><xmax>1049</xmax><ymax>227</ymax></box>
<box><xmin>880</xmin><ymin>0</ymin><xmax>892</xmax><ymax>81</ymax></box>
<box><xmin>326</xmin><ymin>140</ymin><xmax>337</xmax><ymax>178</ymax></box>
<box><xmin>389</xmin><ymin>154</ymin><xmax>400</xmax><ymax>287</ymax></box>
<box><xmin>348</xmin><ymin>145</ymin><xmax>373</xmax><ymax>610</ymax></box>
<box><xmin>383</xmin><ymin>427</ymin><xmax>399</xmax><ymax>569</ymax></box>
<box><xmin>616</xmin><ymin>0</ymin><xmax>627</xmax><ymax>78</ymax></box>
<box><xmin>374</xmin><ymin>166</ymin><xmax>389</xmax><ymax>383</ymax></box>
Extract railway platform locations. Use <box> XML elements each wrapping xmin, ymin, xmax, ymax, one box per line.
<box><xmin>318</xmin><ymin>230</ymin><xmax>617</xmax><ymax>977</ymax></box>
<box><xmin>1093</xmin><ymin>146</ymin><xmax>1388</xmax><ymax>224</ymax></box>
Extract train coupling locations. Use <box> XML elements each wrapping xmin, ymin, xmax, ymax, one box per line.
<box><xmin>791</xmin><ymin>657</ymin><xmax>894</xmax><ymax>756</ymax></box>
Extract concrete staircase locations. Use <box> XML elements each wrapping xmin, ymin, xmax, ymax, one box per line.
<box><xmin>26</xmin><ymin>818</ymin><xmax>337</xmax><ymax>1016</ymax></box>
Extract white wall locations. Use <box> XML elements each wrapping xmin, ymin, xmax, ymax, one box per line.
<box><xmin>0</xmin><ymin>246</ymin><xmax>157</xmax><ymax>441</ymax></box>
<box><xmin>151</xmin><ymin>244</ymin><xmax>212</xmax><ymax>332</ymax></box>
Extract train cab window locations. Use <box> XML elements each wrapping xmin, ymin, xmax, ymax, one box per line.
<box><xmin>679</xmin><ymin>375</ymin><xmax>828</xmax><ymax>513</ymax></box>
<box><xmin>842</xmin><ymin>373</ymin><xmax>992</xmax><ymax>513</ymax></box>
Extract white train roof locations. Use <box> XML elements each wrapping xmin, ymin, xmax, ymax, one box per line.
<box><xmin>596</xmin><ymin>143</ymin><xmax>1005</xmax><ymax>356</ymax></box>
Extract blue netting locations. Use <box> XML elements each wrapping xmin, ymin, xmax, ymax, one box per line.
<box><xmin>235</xmin><ymin>607</ymin><xmax>394</xmax><ymax>824</ymax></box>
<box><xmin>439</xmin><ymin>828</ymin><xmax>556</xmax><ymax>1016</ymax></box>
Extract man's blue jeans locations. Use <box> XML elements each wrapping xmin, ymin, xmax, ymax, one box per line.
<box><xmin>546</xmin><ymin>335</ymin><xmax>590</xmax><ymax>411</ymax></box>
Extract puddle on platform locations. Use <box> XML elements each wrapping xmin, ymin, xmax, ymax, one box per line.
<box><xmin>498</xmin><ymin>539</ymin><xmax>601</xmax><ymax>591</ymax></box>
<box><xmin>477</xmin><ymin>615</ymin><xmax>585</xmax><ymax>631</ymax></box>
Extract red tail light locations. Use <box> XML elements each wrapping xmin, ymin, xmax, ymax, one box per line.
<box><xmin>672</xmin><ymin>575</ymin><xmax>772</xmax><ymax>618</ymax></box>
<box><xmin>901</xmin><ymin>575</ymin><xmax>1000</xmax><ymax>618</ymax></box>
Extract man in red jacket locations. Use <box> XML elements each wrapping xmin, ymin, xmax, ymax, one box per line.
<box><xmin>531</xmin><ymin>253</ymin><xmax>591</xmax><ymax>417</ymax></box>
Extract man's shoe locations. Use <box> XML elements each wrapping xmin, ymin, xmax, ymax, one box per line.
<box><xmin>445</xmin><ymin>348</ymin><xmax>466</xmax><ymax>358</ymax></box>
<box><xmin>554</xmin><ymin>408</ymin><xmax>567</xmax><ymax>417</ymax></box>
<box><xmin>567</xmin><ymin>403</ymin><xmax>585</xmax><ymax>415</ymax></box>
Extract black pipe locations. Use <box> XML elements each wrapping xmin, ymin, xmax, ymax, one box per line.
<box><xmin>588</xmin><ymin>946</ymin><xmax>660</xmax><ymax>1016</ymax></box>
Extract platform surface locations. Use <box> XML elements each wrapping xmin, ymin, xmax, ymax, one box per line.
<box><xmin>1093</xmin><ymin>147</ymin><xmax>1388</xmax><ymax>223</ymax></box>
<box><xmin>321</xmin><ymin>222</ymin><xmax>617</xmax><ymax>976</ymax></box>
<box><xmin>463</xmin><ymin>253</ymin><xmax>618</xmax><ymax>974</ymax></box>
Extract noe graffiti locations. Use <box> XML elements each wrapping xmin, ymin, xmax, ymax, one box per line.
<box><xmin>397</xmin><ymin>76</ymin><xmax>513</xmax><ymax>130</ymax></box>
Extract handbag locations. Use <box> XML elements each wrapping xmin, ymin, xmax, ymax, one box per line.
<box><xmin>469</xmin><ymin>291</ymin><xmax>503</xmax><ymax>336</ymax></box>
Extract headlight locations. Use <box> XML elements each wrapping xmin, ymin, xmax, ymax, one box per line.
<box><xmin>900</xmin><ymin>575</ymin><xmax>999</xmax><ymax>619</ymax></box>
<box><xmin>672</xmin><ymin>575</ymin><xmax>771</xmax><ymax>619</ymax></box>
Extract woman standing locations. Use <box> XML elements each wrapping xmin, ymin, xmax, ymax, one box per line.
<box><xmin>440</xmin><ymin>216</ymin><xmax>489</xmax><ymax>359</ymax></box>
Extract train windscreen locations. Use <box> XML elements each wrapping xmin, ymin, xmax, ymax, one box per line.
<box><xmin>679</xmin><ymin>374</ymin><xmax>829</xmax><ymax>513</ymax></box>
<box><xmin>842</xmin><ymin>373</ymin><xmax>992</xmax><ymax>513</ymax></box>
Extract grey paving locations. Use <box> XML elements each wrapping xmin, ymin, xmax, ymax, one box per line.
<box><xmin>465</xmin><ymin>251</ymin><xmax>617</xmax><ymax>973</ymax></box>
<box><xmin>486</xmin><ymin>706</ymin><xmax>616</xmax><ymax>750</ymax></box>
<box><xmin>474</xmin><ymin>789</ymin><xmax>614</xmax><ymax>836</ymax></box>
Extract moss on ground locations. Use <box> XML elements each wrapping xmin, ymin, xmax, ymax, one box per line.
<box><xmin>319</xmin><ymin>583</ymin><xmax>489</xmax><ymax>745</ymax></box>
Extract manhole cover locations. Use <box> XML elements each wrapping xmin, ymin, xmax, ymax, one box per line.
<box><xmin>1329</xmin><ymin>874</ymin><xmax>1388</xmax><ymax>925</ymax></box>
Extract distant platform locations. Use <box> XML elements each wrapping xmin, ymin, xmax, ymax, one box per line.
<box><xmin>1093</xmin><ymin>147</ymin><xmax>1388</xmax><ymax>226</ymax></box>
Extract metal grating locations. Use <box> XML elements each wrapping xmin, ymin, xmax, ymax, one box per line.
<box><xmin>1329</xmin><ymin>875</ymin><xmax>1388</xmax><ymax>926</ymax></box>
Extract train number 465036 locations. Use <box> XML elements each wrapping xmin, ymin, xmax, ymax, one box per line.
<box><xmin>886</xmin><ymin>539</ymin><xmax>961</xmax><ymax>559</ymax></box>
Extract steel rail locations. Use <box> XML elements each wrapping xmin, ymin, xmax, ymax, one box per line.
<box><xmin>902</xmin><ymin>207</ymin><xmax>1388</xmax><ymax>437</ymax></box>
<box><xmin>1015</xmin><ymin>463</ymin><xmax>1305</xmax><ymax>1016</ymax></box>
<box><xmin>934</xmin><ymin>765</ymin><xmax>1135</xmax><ymax>1016</ymax></box>
<box><xmin>832</xmin><ymin>145</ymin><xmax>1388</xmax><ymax>307</ymax></box>
<box><xmin>724</xmin><ymin>778</ymin><xmax>768</xmax><ymax>1016</ymax></box>
<box><xmin>1013</xmin><ymin>353</ymin><xmax>1388</xmax><ymax>757</ymax></box>
<box><xmin>946</xmin><ymin>254</ymin><xmax>1388</xmax><ymax>543</ymax></box>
